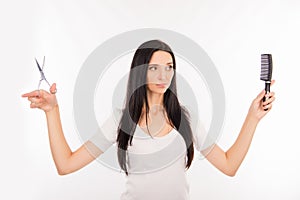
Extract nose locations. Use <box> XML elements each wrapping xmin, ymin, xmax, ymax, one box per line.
<box><xmin>157</xmin><ymin>67</ymin><xmax>167</xmax><ymax>80</ymax></box>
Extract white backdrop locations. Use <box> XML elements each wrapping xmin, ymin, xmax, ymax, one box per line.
<box><xmin>1</xmin><ymin>0</ymin><xmax>299</xmax><ymax>199</ymax></box>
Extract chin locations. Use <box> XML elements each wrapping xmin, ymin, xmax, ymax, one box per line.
<box><xmin>147</xmin><ymin>88</ymin><xmax>167</xmax><ymax>94</ymax></box>
<box><xmin>155</xmin><ymin>89</ymin><xmax>167</xmax><ymax>94</ymax></box>
<box><xmin>147</xmin><ymin>83</ymin><xmax>170</xmax><ymax>94</ymax></box>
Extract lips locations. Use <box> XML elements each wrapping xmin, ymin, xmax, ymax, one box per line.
<box><xmin>156</xmin><ymin>83</ymin><xmax>167</xmax><ymax>88</ymax></box>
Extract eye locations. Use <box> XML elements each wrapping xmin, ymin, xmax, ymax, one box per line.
<box><xmin>165</xmin><ymin>65</ymin><xmax>173</xmax><ymax>71</ymax></box>
<box><xmin>148</xmin><ymin>65</ymin><xmax>157</xmax><ymax>71</ymax></box>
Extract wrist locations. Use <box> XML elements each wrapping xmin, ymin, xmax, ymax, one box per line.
<box><xmin>45</xmin><ymin>104</ymin><xmax>59</xmax><ymax>115</ymax></box>
<box><xmin>246</xmin><ymin>111</ymin><xmax>260</xmax><ymax>125</ymax></box>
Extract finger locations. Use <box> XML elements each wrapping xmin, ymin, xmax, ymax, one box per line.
<box><xmin>263</xmin><ymin>91</ymin><xmax>275</xmax><ymax>103</ymax></box>
<box><xmin>50</xmin><ymin>83</ymin><xmax>57</xmax><ymax>94</ymax></box>
<box><xmin>255</xmin><ymin>89</ymin><xmax>266</xmax><ymax>102</ymax></box>
<box><xmin>270</xmin><ymin>79</ymin><xmax>275</xmax><ymax>87</ymax></box>
<box><xmin>263</xmin><ymin>103</ymin><xmax>272</xmax><ymax>110</ymax></box>
<box><xmin>38</xmin><ymin>89</ymin><xmax>48</xmax><ymax>97</ymax></box>
<box><xmin>267</xmin><ymin>91</ymin><xmax>275</xmax><ymax>97</ymax></box>
<box><xmin>30</xmin><ymin>102</ymin><xmax>38</xmax><ymax>108</ymax></box>
<box><xmin>22</xmin><ymin>90</ymin><xmax>40</xmax><ymax>98</ymax></box>
<box><xmin>29</xmin><ymin>97</ymin><xmax>45</xmax><ymax>104</ymax></box>
<box><xmin>263</xmin><ymin>96</ymin><xmax>274</xmax><ymax>106</ymax></box>
<box><xmin>28</xmin><ymin>97</ymin><xmax>35</xmax><ymax>103</ymax></box>
<box><xmin>263</xmin><ymin>96</ymin><xmax>275</xmax><ymax>106</ymax></box>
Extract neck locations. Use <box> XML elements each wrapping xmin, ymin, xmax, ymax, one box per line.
<box><xmin>147</xmin><ymin>91</ymin><xmax>164</xmax><ymax>106</ymax></box>
<box><xmin>140</xmin><ymin>91</ymin><xmax>166</xmax><ymax>124</ymax></box>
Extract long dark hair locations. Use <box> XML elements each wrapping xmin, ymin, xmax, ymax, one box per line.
<box><xmin>116</xmin><ymin>40</ymin><xmax>194</xmax><ymax>175</ymax></box>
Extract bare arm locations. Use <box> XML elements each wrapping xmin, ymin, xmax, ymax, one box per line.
<box><xmin>205</xmin><ymin>114</ymin><xmax>259</xmax><ymax>176</ymax></box>
<box><xmin>22</xmin><ymin>83</ymin><xmax>102</xmax><ymax>175</ymax></box>
<box><xmin>45</xmin><ymin>105</ymin><xmax>102</xmax><ymax>175</ymax></box>
<box><xmin>205</xmin><ymin>84</ymin><xmax>275</xmax><ymax>176</ymax></box>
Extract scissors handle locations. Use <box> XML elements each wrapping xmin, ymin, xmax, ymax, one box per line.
<box><xmin>38</xmin><ymin>79</ymin><xmax>42</xmax><ymax>90</ymax></box>
<box><xmin>36</xmin><ymin>56</ymin><xmax>51</xmax><ymax>90</ymax></box>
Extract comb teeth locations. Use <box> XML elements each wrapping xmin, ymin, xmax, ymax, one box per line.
<box><xmin>260</xmin><ymin>54</ymin><xmax>273</xmax><ymax>81</ymax></box>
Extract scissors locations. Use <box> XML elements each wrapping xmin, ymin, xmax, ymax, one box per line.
<box><xmin>35</xmin><ymin>56</ymin><xmax>56</xmax><ymax>93</ymax></box>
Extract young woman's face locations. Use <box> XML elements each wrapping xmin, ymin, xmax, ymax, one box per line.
<box><xmin>147</xmin><ymin>50</ymin><xmax>174</xmax><ymax>94</ymax></box>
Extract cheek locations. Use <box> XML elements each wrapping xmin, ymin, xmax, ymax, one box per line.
<box><xmin>146</xmin><ymin>75</ymin><xmax>155</xmax><ymax>90</ymax></box>
<box><xmin>147</xmin><ymin>83</ymin><xmax>155</xmax><ymax>90</ymax></box>
<box><xmin>146</xmin><ymin>71</ymin><xmax>174</xmax><ymax>84</ymax></box>
<box><xmin>147</xmin><ymin>73</ymin><xmax>156</xmax><ymax>84</ymax></box>
<box><xmin>167</xmin><ymin>72</ymin><xmax>174</xmax><ymax>82</ymax></box>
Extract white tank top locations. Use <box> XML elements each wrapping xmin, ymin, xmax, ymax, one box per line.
<box><xmin>88</xmin><ymin>108</ymin><xmax>215</xmax><ymax>200</ymax></box>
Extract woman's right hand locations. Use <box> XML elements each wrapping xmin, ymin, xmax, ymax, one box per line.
<box><xmin>22</xmin><ymin>83</ymin><xmax>58</xmax><ymax>113</ymax></box>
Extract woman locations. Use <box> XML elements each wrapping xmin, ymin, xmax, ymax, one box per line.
<box><xmin>22</xmin><ymin>40</ymin><xmax>275</xmax><ymax>199</ymax></box>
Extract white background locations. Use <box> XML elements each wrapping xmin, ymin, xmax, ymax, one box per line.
<box><xmin>1</xmin><ymin>0</ymin><xmax>300</xmax><ymax>199</ymax></box>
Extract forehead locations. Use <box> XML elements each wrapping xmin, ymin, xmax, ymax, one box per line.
<box><xmin>149</xmin><ymin>50</ymin><xmax>173</xmax><ymax>64</ymax></box>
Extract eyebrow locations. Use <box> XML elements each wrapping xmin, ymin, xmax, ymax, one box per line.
<box><xmin>149</xmin><ymin>62</ymin><xmax>173</xmax><ymax>65</ymax></box>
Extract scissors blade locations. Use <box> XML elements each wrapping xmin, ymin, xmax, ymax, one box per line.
<box><xmin>42</xmin><ymin>56</ymin><xmax>45</xmax><ymax>70</ymax></box>
<box><xmin>44</xmin><ymin>78</ymin><xmax>51</xmax><ymax>87</ymax></box>
<box><xmin>35</xmin><ymin>58</ymin><xmax>43</xmax><ymax>72</ymax></box>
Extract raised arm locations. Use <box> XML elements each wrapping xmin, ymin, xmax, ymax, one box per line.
<box><xmin>205</xmin><ymin>82</ymin><xmax>275</xmax><ymax>176</ymax></box>
<box><xmin>22</xmin><ymin>84</ymin><xmax>102</xmax><ymax>175</ymax></box>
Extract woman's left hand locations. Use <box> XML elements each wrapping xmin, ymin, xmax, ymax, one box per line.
<box><xmin>248</xmin><ymin>80</ymin><xmax>275</xmax><ymax>121</ymax></box>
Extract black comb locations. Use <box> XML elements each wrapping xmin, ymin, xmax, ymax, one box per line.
<box><xmin>260</xmin><ymin>54</ymin><xmax>273</xmax><ymax>110</ymax></box>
